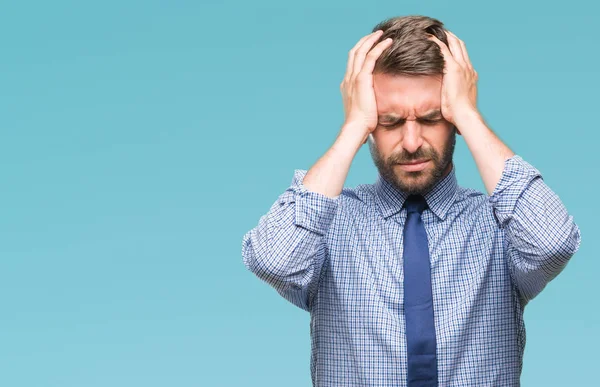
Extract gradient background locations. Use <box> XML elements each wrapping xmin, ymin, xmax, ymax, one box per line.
<box><xmin>1</xmin><ymin>1</ymin><xmax>597</xmax><ymax>386</ymax></box>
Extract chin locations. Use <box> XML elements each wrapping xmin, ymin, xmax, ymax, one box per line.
<box><xmin>398</xmin><ymin>171</ymin><xmax>435</xmax><ymax>192</ymax></box>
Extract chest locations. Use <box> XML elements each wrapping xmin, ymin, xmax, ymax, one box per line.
<box><xmin>322</xmin><ymin>207</ymin><xmax>509</xmax><ymax>317</ymax></box>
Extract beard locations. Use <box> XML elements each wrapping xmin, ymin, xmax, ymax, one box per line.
<box><xmin>369</xmin><ymin>129</ymin><xmax>456</xmax><ymax>196</ymax></box>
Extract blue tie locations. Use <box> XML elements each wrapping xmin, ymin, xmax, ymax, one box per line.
<box><xmin>403</xmin><ymin>194</ymin><xmax>438</xmax><ymax>386</ymax></box>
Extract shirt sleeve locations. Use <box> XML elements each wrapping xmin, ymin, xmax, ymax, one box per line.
<box><xmin>241</xmin><ymin>169</ymin><xmax>340</xmax><ymax>311</ymax></box>
<box><xmin>488</xmin><ymin>155</ymin><xmax>582</xmax><ymax>303</ymax></box>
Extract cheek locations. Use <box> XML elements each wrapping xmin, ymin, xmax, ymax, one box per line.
<box><xmin>372</xmin><ymin>129</ymin><xmax>399</xmax><ymax>149</ymax></box>
<box><xmin>372</xmin><ymin>136</ymin><xmax>397</xmax><ymax>160</ymax></box>
<box><xmin>425</xmin><ymin>126</ymin><xmax>453</xmax><ymax>151</ymax></box>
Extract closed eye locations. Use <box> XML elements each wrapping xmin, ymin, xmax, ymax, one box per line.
<box><xmin>419</xmin><ymin>118</ymin><xmax>444</xmax><ymax>125</ymax></box>
<box><xmin>378</xmin><ymin>119</ymin><xmax>406</xmax><ymax>128</ymax></box>
<box><xmin>378</xmin><ymin>118</ymin><xmax>444</xmax><ymax>128</ymax></box>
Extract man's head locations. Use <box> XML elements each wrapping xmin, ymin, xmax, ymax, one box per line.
<box><xmin>367</xmin><ymin>15</ymin><xmax>456</xmax><ymax>196</ymax></box>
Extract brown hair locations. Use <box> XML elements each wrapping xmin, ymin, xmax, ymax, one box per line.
<box><xmin>372</xmin><ymin>15</ymin><xmax>449</xmax><ymax>76</ymax></box>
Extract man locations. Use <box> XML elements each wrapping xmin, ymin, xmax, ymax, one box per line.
<box><xmin>241</xmin><ymin>15</ymin><xmax>581</xmax><ymax>386</ymax></box>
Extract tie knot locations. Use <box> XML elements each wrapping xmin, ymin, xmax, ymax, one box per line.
<box><xmin>404</xmin><ymin>194</ymin><xmax>428</xmax><ymax>214</ymax></box>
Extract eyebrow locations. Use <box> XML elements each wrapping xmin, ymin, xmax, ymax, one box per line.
<box><xmin>378</xmin><ymin>110</ymin><xmax>443</xmax><ymax>121</ymax></box>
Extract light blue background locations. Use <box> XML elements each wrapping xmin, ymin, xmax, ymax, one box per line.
<box><xmin>1</xmin><ymin>1</ymin><xmax>597</xmax><ymax>386</ymax></box>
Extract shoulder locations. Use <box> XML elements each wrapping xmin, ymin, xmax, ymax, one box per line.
<box><xmin>455</xmin><ymin>185</ymin><xmax>487</xmax><ymax>206</ymax></box>
<box><xmin>340</xmin><ymin>183</ymin><xmax>375</xmax><ymax>203</ymax></box>
<box><xmin>335</xmin><ymin>182</ymin><xmax>381</xmax><ymax>216</ymax></box>
<box><xmin>451</xmin><ymin>185</ymin><xmax>499</xmax><ymax>228</ymax></box>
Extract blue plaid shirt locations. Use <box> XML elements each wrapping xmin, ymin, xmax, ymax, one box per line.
<box><xmin>241</xmin><ymin>155</ymin><xmax>581</xmax><ymax>386</ymax></box>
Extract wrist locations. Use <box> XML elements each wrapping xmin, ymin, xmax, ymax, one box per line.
<box><xmin>335</xmin><ymin>122</ymin><xmax>368</xmax><ymax>151</ymax></box>
<box><xmin>453</xmin><ymin>106</ymin><xmax>482</xmax><ymax>132</ymax></box>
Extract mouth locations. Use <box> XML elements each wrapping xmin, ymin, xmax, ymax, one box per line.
<box><xmin>396</xmin><ymin>159</ymin><xmax>430</xmax><ymax>171</ymax></box>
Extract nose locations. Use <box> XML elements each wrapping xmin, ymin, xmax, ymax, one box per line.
<box><xmin>401</xmin><ymin>120</ymin><xmax>424</xmax><ymax>154</ymax></box>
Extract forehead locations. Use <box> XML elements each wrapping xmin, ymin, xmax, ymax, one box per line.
<box><xmin>373</xmin><ymin>73</ymin><xmax>442</xmax><ymax>114</ymax></box>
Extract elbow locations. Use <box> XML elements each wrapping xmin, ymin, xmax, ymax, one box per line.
<box><xmin>241</xmin><ymin>230</ymin><xmax>258</xmax><ymax>273</ymax></box>
<box><xmin>241</xmin><ymin>228</ymin><xmax>314</xmax><ymax>288</ymax></box>
<box><xmin>538</xmin><ymin>221</ymin><xmax>581</xmax><ymax>260</ymax></box>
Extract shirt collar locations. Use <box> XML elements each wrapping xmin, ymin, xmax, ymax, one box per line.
<box><xmin>373</xmin><ymin>162</ymin><xmax>458</xmax><ymax>221</ymax></box>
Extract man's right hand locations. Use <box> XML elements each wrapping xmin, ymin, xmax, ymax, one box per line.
<box><xmin>340</xmin><ymin>30</ymin><xmax>393</xmax><ymax>145</ymax></box>
<box><xmin>302</xmin><ymin>31</ymin><xmax>393</xmax><ymax>198</ymax></box>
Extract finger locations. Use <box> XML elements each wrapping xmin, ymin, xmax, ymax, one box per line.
<box><xmin>345</xmin><ymin>31</ymin><xmax>381</xmax><ymax>84</ymax></box>
<box><xmin>428</xmin><ymin>34</ymin><xmax>454</xmax><ymax>69</ymax></box>
<box><xmin>359</xmin><ymin>37</ymin><xmax>394</xmax><ymax>76</ymax></box>
<box><xmin>351</xmin><ymin>31</ymin><xmax>385</xmax><ymax>81</ymax></box>
<box><xmin>458</xmin><ymin>39</ymin><xmax>473</xmax><ymax>70</ymax></box>
<box><xmin>445</xmin><ymin>30</ymin><xmax>466</xmax><ymax>66</ymax></box>
<box><xmin>344</xmin><ymin>31</ymin><xmax>382</xmax><ymax>84</ymax></box>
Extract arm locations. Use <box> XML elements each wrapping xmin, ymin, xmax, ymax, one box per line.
<box><xmin>429</xmin><ymin>31</ymin><xmax>514</xmax><ymax>195</ymax></box>
<box><xmin>241</xmin><ymin>170</ymin><xmax>340</xmax><ymax>311</ymax></box>
<box><xmin>241</xmin><ymin>125</ymin><xmax>373</xmax><ymax>311</ymax></box>
<box><xmin>454</xmin><ymin>108</ymin><xmax>580</xmax><ymax>303</ymax></box>
<box><xmin>429</xmin><ymin>31</ymin><xmax>581</xmax><ymax>303</ymax></box>
<box><xmin>489</xmin><ymin>156</ymin><xmax>581</xmax><ymax>303</ymax></box>
<box><xmin>241</xmin><ymin>31</ymin><xmax>393</xmax><ymax>310</ymax></box>
<box><xmin>453</xmin><ymin>109</ymin><xmax>514</xmax><ymax>195</ymax></box>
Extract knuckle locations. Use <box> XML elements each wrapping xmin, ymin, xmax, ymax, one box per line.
<box><xmin>355</xmin><ymin>47</ymin><xmax>368</xmax><ymax>58</ymax></box>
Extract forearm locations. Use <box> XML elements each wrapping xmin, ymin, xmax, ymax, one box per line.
<box><xmin>241</xmin><ymin>169</ymin><xmax>340</xmax><ymax>310</ymax></box>
<box><xmin>488</xmin><ymin>155</ymin><xmax>581</xmax><ymax>302</ymax></box>
<box><xmin>303</xmin><ymin>122</ymin><xmax>364</xmax><ymax>198</ymax></box>
<box><xmin>242</xmin><ymin>204</ymin><xmax>328</xmax><ymax>309</ymax></box>
<box><xmin>454</xmin><ymin>108</ymin><xmax>515</xmax><ymax>195</ymax></box>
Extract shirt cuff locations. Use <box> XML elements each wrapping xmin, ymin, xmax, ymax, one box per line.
<box><xmin>281</xmin><ymin>169</ymin><xmax>340</xmax><ymax>236</ymax></box>
<box><xmin>488</xmin><ymin>155</ymin><xmax>542</xmax><ymax>225</ymax></box>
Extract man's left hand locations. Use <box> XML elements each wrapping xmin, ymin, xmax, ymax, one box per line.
<box><xmin>428</xmin><ymin>30</ymin><xmax>479</xmax><ymax>127</ymax></box>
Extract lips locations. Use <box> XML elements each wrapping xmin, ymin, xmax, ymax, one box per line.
<box><xmin>396</xmin><ymin>159</ymin><xmax>430</xmax><ymax>172</ymax></box>
<box><xmin>399</xmin><ymin>159</ymin><xmax>429</xmax><ymax>165</ymax></box>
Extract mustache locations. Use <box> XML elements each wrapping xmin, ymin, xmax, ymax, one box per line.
<box><xmin>389</xmin><ymin>148</ymin><xmax>436</xmax><ymax>164</ymax></box>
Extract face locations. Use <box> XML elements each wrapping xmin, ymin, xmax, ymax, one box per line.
<box><xmin>368</xmin><ymin>73</ymin><xmax>456</xmax><ymax>196</ymax></box>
